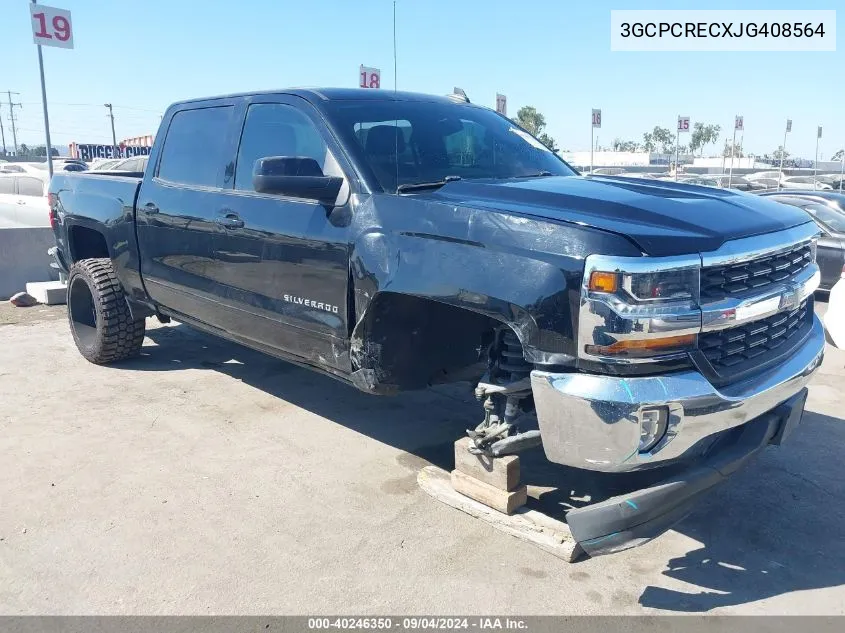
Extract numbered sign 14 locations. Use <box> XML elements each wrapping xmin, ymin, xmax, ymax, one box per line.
<box><xmin>592</xmin><ymin>109</ymin><xmax>601</xmax><ymax>129</ymax></box>
<box><xmin>30</xmin><ymin>3</ymin><xmax>74</xmax><ymax>49</ymax></box>
<box><xmin>677</xmin><ymin>116</ymin><xmax>690</xmax><ymax>133</ymax></box>
<box><xmin>735</xmin><ymin>115</ymin><xmax>744</xmax><ymax>131</ymax></box>
<box><xmin>359</xmin><ymin>66</ymin><xmax>381</xmax><ymax>89</ymax></box>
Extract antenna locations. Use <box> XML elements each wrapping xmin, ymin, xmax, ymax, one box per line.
<box><xmin>393</xmin><ymin>0</ymin><xmax>399</xmax><ymax>194</ymax></box>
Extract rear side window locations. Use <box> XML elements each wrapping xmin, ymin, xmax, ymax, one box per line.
<box><xmin>234</xmin><ymin>103</ymin><xmax>329</xmax><ymax>191</ymax></box>
<box><xmin>0</xmin><ymin>177</ymin><xmax>14</xmax><ymax>194</ymax></box>
<box><xmin>158</xmin><ymin>106</ymin><xmax>232</xmax><ymax>187</ymax></box>
<box><xmin>18</xmin><ymin>177</ymin><xmax>44</xmax><ymax>197</ymax></box>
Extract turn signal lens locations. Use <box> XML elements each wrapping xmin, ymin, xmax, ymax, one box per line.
<box><xmin>585</xmin><ymin>334</ymin><xmax>695</xmax><ymax>358</ymax></box>
<box><xmin>589</xmin><ymin>271</ymin><xmax>618</xmax><ymax>293</ymax></box>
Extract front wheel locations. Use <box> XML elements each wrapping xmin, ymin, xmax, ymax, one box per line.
<box><xmin>67</xmin><ymin>258</ymin><xmax>146</xmax><ymax>364</ymax></box>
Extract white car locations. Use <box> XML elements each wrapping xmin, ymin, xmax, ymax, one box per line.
<box><xmin>0</xmin><ymin>173</ymin><xmax>50</xmax><ymax>228</ymax></box>
<box><xmin>825</xmin><ymin>276</ymin><xmax>845</xmax><ymax>349</ymax></box>
<box><xmin>781</xmin><ymin>176</ymin><xmax>833</xmax><ymax>190</ymax></box>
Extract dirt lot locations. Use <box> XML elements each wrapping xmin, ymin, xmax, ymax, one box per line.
<box><xmin>1</xmin><ymin>301</ymin><xmax>844</xmax><ymax>614</ymax></box>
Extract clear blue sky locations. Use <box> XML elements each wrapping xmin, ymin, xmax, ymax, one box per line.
<box><xmin>2</xmin><ymin>0</ymin><xmax>842</xmax><ymax>159</ymax></box>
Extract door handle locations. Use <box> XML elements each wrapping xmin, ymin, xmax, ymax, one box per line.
<box><xmin>215</xmin><ymin>213</ymin><xmax>244</xmax><ymax>229</ymax></box>
<box><xmin>143</xmin><ymin>202</ymin><xmax>160</xmax><ymax>215</ymax></box>
<box><xmin>16</xmin><ymin>200</ymin><xmax>26</xmax><ymax>205</ymax></box>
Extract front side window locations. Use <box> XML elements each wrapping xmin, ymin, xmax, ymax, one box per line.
<box><xmin>234</xmin><ymin>103</ymin><xmax>330</xmax><ymax>191</ymax></box>
<box><xmin>804</xmin><ymin>203</ymin><xmax>845</xmax><ymax>233</ymax></box>
<box><xmin>323</xmin><ymin>99</ymin><xmax>575</xmax><ymax>193</ymax></box>
<box><xmin>17</xmin><ymin>177</ymin><xmax>44</xmax><ymax>197</ymax></box>
<box><xmin>0</xmin><ymin>177</ymin><xmax>14</xmax><ymax>194</ymax></box>
<box><xmin>158</xmin><ymin>106</ymin><xmax>233</xmax><ymax>187</ymax></box>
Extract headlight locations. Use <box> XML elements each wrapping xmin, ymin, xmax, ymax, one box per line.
<box><xmin>580</xmin><ymin>255</ymin><xmax>701</xmax><ymax>364</ymax></box>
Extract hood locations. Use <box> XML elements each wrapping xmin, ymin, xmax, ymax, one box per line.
<box><xmin>430</xmin><ymin>175</ymin><xmax>813</xmax><ymax>256</ymax></box>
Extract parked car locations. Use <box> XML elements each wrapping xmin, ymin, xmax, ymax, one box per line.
<box><xmin>0</xmin><ymin>172</ymin><xmax>49</xmax><ymax>228</ymax></box>
<box><xmin>0</xmin><ymin>160</ymin><xmax>86</xmax><ymax>175</ymax></box>
<box><xmin>824</xmin><ymin>275</ymin><xmax>845</xmax><ymax>348</ymax></box>
<box><xmin>110</xmin><ymin>155</ymin><xmax>149</xmax><ymax>173</ymax></box>
<box><xmin>49</xmin><ymin>88</ymin><xmax>824</xmax><ymax>557</ymax></box>
<box><xmin>90</xmin><ymin>159</ymin><xmax>122</xmax><ymax>171</ymax></box>
<box><xmin>781</xmin><ymin>176</ymin><xmax>833</xmax><ymax>190</ymax></box>
<box><xmin>760</xmin><ymin>192</ymin><xmax>845</xmax><ymax>290</ymax></box>
<box><xmin>687</xmin><ymin>174</ymin><xmax>765</xmax><ymax>192</ymax></box>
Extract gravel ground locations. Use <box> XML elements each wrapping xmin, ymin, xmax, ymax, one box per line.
<box><xmin>0</xmin><ymin>300</ymin><xmax>843</xmax><ymax>615</ymax></box>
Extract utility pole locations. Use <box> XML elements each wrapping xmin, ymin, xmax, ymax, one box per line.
<box><xmin>104</xmin><ymin>103</ymin><xmax>118</xmax><ymax>156</ymax></box>
<box><xmin>6</xmin><ymin>91</ymin><xmax>22</xmax><ymax>155</ymax></box>
<box><xmin>0</xmin><ymin>105</ymin><xmax>6</xmax><ymax>155</ymax></box>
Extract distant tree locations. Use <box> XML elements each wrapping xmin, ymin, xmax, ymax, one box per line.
<box><xmin>611</xmin><ymin>138</ymin><xmax>640</xmax><ymax>152</ymax></box>
<box><xmin>650</xmin><ymin>126</ymin><xmax>675</xmax><ymax>153</ymax></box>
<box><xmin>19</xmin><ymin>143</ymin><xmax>29</xmax><ymax>156</ymax></box>
<box><xmin>513</xmin><ymin>106</ymin><xmax>558</xmax><ymax>151</ymax></box>
<box><xmin>833</xmin><ymin>149</ymin><xmax>844</xmax><ymax>162</ymax></box>
<box><xmin>689</xmin><ymin>122</ymin><xmax>721</xmax><ymax>156</ymax></box>
<box><xmin>29</xmin><ymin>145</ymin><xmax>59</xmax><ymax>157</ymax></box>
<box><xmin>722</xmin><ymin>140</ymin><xmax>744</xmax><ymax>158</ymax></box>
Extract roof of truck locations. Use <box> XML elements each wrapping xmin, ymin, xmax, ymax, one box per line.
<box><xmin>169</xmin><ymin>88</ymin><xmax>472</xmax><ymax>108</ymax></box>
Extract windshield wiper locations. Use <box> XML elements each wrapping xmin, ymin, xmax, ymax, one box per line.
<box><xmin>518</xmin><ymin>171</ymin><xmax>553</xmax><ymax>178</ymax></box>
<box><xmin>396</xmin><ymin>175</ymin><xmax>462</xmax><ymax>193</ymax></box>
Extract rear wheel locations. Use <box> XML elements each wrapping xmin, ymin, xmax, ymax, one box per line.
<box><xmin>67</xmin><ymin>258</ymin><xmax>146</xmax><ymax>364</ymax></box>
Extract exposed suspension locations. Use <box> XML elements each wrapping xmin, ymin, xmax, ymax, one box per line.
<box><xmin>468</xmin><ymin>328</ymin><xmax>541</xmax><ymax>456</ymax></box>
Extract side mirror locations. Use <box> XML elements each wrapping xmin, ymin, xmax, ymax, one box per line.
<box><xmin>253</xmin><ymin>156</ymin><xmax>343</xmax><ymax>205</ymax></box>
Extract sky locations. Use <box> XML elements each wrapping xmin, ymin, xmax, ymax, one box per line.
<box><xmin>1</xmin><ymin>0</ymin><xmax>842</xmax><ymax>159</ymax></box>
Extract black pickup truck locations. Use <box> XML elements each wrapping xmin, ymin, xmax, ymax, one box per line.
<box><xmin>49</xmin><ymin>89</ymin><xmax>824</xmax><ymax>557</ymax></box>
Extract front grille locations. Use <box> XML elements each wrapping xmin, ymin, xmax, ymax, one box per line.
<box><xmin>700</xmin><ymin>242</ymin><xmax>813</xmax><ymax>303</ymax></box>
<box><xmin>698</xmin><ymin>299</ymin><xmax>811</xmax><ymax>374</ymax></box>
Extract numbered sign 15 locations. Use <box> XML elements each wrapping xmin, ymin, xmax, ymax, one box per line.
<box><xmin>30</xmin><ymin>3</ymin><xmax>74</xmax><ymax>49</ymax></box>
<box><xmin>592</xmin><ymin>109</ymin><xmax>602</xmax><ymax>129</ymax></box>
<box><xmin>677</xmin><ymin>116</ymin><xmax>690</xmax><ymax>133</ymax></box>
<box><xmin>735</xmin><ymin>116</ymin><xmax>744</xmax><ymax>131</ymax></box>
<box><xmin>359</xmin><ymin>66</ymin><xmax>381</xmax><ymax>89</ymax></box>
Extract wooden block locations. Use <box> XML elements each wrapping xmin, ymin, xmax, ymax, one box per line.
<box><xmin>451</xmin><ymin>469</ymin><xmax>527</xmax><ymax>515</ymax></box>
<box><xmin>418</xmin><ymin>466</ymin><xmax>580</xmax><ymax>562</ymax></box>
<box><xmin>454</xmin><ymin>437</ymin><xmax>520</xmax><ymax>491</ymax></box>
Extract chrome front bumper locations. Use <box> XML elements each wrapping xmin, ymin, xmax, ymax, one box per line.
<box><xmin>531</xmin><ymin>315</ymin><xmax>825</xmax><ymax>472</ymax></box>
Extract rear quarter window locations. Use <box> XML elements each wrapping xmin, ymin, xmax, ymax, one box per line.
<box><xmin>157</xmin><ymin>106</ymin><xmax>233</xmax><ymax>187</ymax></box>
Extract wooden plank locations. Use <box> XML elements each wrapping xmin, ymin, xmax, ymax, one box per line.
<box><xmin>453</xmin><ymin>437</ymin><xmax>520</xmax><ymax>491</ymax></box>
<box><xmin>418</xmin><ymin>465</ymin><xmax>581</xmax><ymax>563</ymax></box>
<box><xmin>451</xmin><ymin>469</ymin><xmax>527</xmax><ymax>515</ymax></box>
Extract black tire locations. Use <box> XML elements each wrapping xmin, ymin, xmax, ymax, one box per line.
<box><xmin>67</xmin><ymin>257</ymin><xmax>146</xmax><ymax>364</ymax></box>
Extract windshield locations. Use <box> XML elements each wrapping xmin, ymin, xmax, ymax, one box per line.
<box><xmin>322</xmin><ymin>99</ymin><xmax>576</xmax><ymax>193</ymax></box>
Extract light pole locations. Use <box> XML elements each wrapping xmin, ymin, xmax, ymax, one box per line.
<box><xmin>778</xmin><ymin>119</ymin><xmax>791</xmax><ymax>191</ymax></box>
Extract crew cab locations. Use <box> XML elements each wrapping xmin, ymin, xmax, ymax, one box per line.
<box><xmin>48</xmin><ymin>89</ymin><xmax>824</xmax><ymax>557</ymax></box>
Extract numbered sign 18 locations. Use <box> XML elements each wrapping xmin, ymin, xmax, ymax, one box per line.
<box><xmin>735</xmin><ymin>115</ymin><xmax>744</xmax><ymax>131</ymax></box>
<box><xmin>495</xmin><ymin>94</ymin><xmax>507</xmax><ymax>116</ymax></box>
<box><xmin>592</xmin><ymin>109</ymin><xmax>602</xmax><ymax>129</ymax></box>
<box><xmin>30</xmin><ymin>3</ymin><xmax>74</xmax><ymax>49</ymax></box>
<box><xmin>677</xmin><ymin>116</ymin><xmax>690</xmax><ymax>133</ymax></box>
<box><xmin>786</xmin><ymin>119</ymin><xmax>792</xmax><ymax>133</ymax></box>
<box><xmin>359</xmin><ymin>66</ymin><xmax>381</xmax><ymax>89</ymax></box>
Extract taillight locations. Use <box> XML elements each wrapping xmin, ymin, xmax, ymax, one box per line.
<box><xmin>48</xmin><ymin>193</ymin><xmax>58</xmax><ymax>229</ymax></box>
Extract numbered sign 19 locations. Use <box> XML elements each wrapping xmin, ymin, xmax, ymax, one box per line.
<box><xmin>735</xmin><ymin>115</ymin><xmax>744</xmax><ymax>131</ymax></box>
<box><xmin>359</xmin><ymin>65</ymin><xmax>381</xmax><ymax>89</ymax></box>
<box><xmin>677</xmin><ymin>116</ymin><xmax>690</xmax><ymax>133</ymax></box>
<box><xmin>592</xmin><ymin>109</ymin><xmax>602</xmax><ymax>129</ymax></box>
<box><xmin>495</xmin><ymin>94</ymin><xmax>507</xmax><ymax>116</ymax></box>
<box><xmin>30</xmin><ymin>3</ymin><xmax>74</xmax><ymax>49</ymax></box>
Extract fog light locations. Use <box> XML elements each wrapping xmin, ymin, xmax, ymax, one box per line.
<box><xmin>639</xmin><ymin>406</ymin><xmax>669</xmax><ymax>453</ymax></box>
